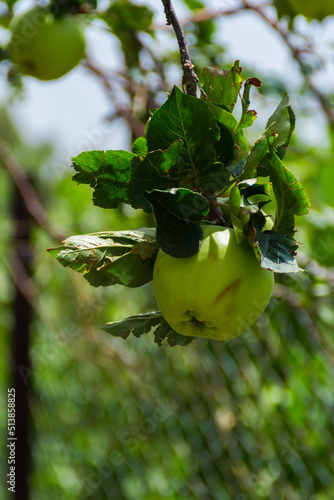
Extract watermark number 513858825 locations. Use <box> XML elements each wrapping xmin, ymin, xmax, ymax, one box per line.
<box><xmin>7</xmin><ymin>388</ymin><xmax>16</xmax><ymax>493</ymax></box>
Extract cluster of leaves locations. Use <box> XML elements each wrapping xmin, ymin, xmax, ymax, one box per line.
<box><xmin>49</xmin><ymin>62</ymin><xmax>310</xmax><ymax>346</ymax></box>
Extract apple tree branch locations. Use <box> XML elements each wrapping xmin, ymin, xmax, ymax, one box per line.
<box><xmin>161</xmin><ymin>0</ymin><xmax>199</xmax><ymax>96</ymax></box>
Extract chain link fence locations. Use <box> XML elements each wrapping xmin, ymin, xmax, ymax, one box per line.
<box><xmin>5</xmin><ymin>249</ymin><xmax>331</xmax><ymax>500</ymax></box>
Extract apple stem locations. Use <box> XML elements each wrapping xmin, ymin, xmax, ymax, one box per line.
<box><xmin>204</xmin><ymin>192</ymin><xmax>228</xmax><ymax>226</ymax></box>
<box><xmin>160</xmin><ymin>0</ymin><xmax>199</xmax><ymax>97</ymax></box>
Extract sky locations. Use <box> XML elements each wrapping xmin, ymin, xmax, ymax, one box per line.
<box><xmin>0</xmin><ymin>0</ymin><xmax>333</xmax><ymax>179</ymax></box>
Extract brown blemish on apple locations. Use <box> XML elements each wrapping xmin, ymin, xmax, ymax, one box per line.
<box><xmin>214</xmin><ymin>278</ymin><xmax>241</xmax><ymax>305</ymax></box>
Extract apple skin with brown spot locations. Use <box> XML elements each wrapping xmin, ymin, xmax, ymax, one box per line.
<box><xmin>153</xmin><ymin>225</ymin><xmax>274</xmax><ymax>341</ymax></box>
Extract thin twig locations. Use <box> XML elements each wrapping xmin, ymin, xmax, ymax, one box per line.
<box><xmin>83</xmin><ymin>57</ymin><xmax>146</xmax><ymax>137</ymax></box>
<box><xmin>160</xmin><ymin>0</ymin><xmax>199</xmax><ymax>96</ymax></box>
<box><xmin>241</xmin><ymin>0</ymin><xmax>334</xmax><ymax>129</ymax></box>
<box><xmin>0</xmin><ymin>138</ymin><xmax>65</xmax><ymax>241</ymax></box>
<box><xmin>4</xmin><ymin>252</ymin><xmax>36</xmax><ymax>307</ymax></box>
<box><xmin>154</xmin><ymin>5</ymin><xmax>243</xmax><ymax>28</ymax></box>
<box><xmin>161</xmin><ymin>2</ymin><xmax>334</xmax><ymax>130</ymax></box>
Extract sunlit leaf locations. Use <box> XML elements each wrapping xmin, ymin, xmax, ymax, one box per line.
<box><xmin>48</xmin><ymin>229</ymin><xmax>157</xmax><ymax>287</ymax></box>
<box><xmin>267</xmin><ymin>151</ymin><xmax>310</xmax><ymax>235</ymax></box>
<box><xmin>229</xmin><ymin>185</ymin><xmax>244</xmax><ymax>243</ymax></box>
<box><xmin>202</xmin><ymin>61</ymin><xmax>243</xmax><ymax>112</ymax></box>
<box><xmin>266</xmin><ymin>93</ymin><xmax>295</xmax><ymax>154</ymax></box>
<box><xmin>249</xmin><ymin>226</ymin><xmax>299</xmax><ymax>273</ymax></box>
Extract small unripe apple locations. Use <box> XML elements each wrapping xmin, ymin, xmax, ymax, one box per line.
<box><xmin>153</xmin><ymin>225</ymin><xmax>274</xmax><ymax>341</ymax></box>
<box><xmin>8</xmin><ymin>6</ymin><xmax>86</xmax><ymax>81</ymax></box>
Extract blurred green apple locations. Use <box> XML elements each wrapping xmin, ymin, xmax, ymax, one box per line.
<box><xmin>289</xmin><ymin>0</ymin><xmax>333</xmax><ymax>19</ymax></box>
<box><xmin>8</xmin><ymin>6</ymin><xmax>86</xmax><ymax>81</ymax></box>
<box><xmin>153</xmin><ymin>225</ymin><xmax>274</xmax><ymax>341</ymax></box>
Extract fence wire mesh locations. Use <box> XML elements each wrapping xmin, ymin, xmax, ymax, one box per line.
<box><xmin>3</xmin><ymin>251</ymin><xmax>332</xmax><ymax>500</ymax></box>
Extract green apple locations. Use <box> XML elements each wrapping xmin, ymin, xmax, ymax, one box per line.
<box><xmin>288</xmin><ymin>0</ymin><xmax>333</xmax><ymax>19</ymax></box>
<box><xmin>8</xmin><ymin>6</ymin><xmax>86</xmax><ymax>81</ymax></box>
<box><xmin>153</xmin><ymin>225</ymin><xmax>274</xmax><ymax>341</ymax></box>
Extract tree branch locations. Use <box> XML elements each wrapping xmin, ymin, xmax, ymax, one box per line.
<box><xmin>241</xmin><ymin>0</ymin><xmax>334</xmax><ymax>129</ymax></box>
<box><xmin>161</xmin><ymin>0</ymin><xmax>199</xmax><ymax>96</ymax></box>
<box><xmin>0</xmin><ymin>139</ymin><xmax>65</xmax><ymax>241</ymax></box>
<box><xmin>83</xmin><ymin>57</ymin><xmax>146</xmax><ymax>137</ymax></box>
<box><xmin>160</xmin><ymin>1</ymin><xmax>334</xmax><ymax>130</ymax></box>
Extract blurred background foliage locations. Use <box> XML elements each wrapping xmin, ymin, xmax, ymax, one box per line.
<box><xmin>1</xmin><ymin>0</ymin><xmax>334</xmax><ymax>499</ymax></box>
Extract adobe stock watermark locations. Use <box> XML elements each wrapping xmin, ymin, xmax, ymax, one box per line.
<box><xmin>9</xmin><ymin>0</ymin><xmax>82</xmax><ymax>54</ymax></box>
<box><xmin>313</xmin><ymin>231</ymin><xmax>334</xmax><ymax>266</ymax></box>
<box><xmin>75</xmin><ymin>397</ymin><xmax>179</xmax><ymax>499</ymax></box>
<box><xmin>17</xmin><ymin>287</ymin><xmax>112</xmax><ymax>386</ymax></box>
<box><xmin>52</xmin><ymin>120</ymin><xmax>115</xmax><ymax>179</ymax></box>
<box><xmin>235</xmin><ymin>439</ymin><xmax>308</xmax><ymax>499</ymax></box>
<box><xmin>7</xmin><ymin>388</ymin><xmax>16</xmax><ymax>494</ymax></box>
<box><xmin>224</xmin><ymin>296</ymin><xmax>277</xmax><ymax>352</ymax></box>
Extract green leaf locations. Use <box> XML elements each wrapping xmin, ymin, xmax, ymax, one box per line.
<box><xmin>249</xmin><ymin>227</ymin><xmax>299</xmax><ymax>273</ymax></box>
<box><xmin>128</xmin><ymin>140</ymin><xmax>183</xmax><ymax>212</ymax></box>
<box><xmin>239</xmin><ymin>179</ymin><xmax>271</xmax><ymax>207</ymax></box>
<box><xmin>214</xmin><ymin>122</ymin><xmax>235</xmax><ymax>165</ymax></box>
<box><xmin>72</xmin><ymin>150</ymin><xmax>136</xmax><ymax>209</ymax></box>
<box><xmin>101</xmin><ymin>1</ymin><xmax>154</xmax><ymax>67</ymax></box>
<box><xmin>144</xmin><ymin>188</ymin><xmax>209</xmax><ymax>258</ymax></box>
<box><xmin>147</xmin><ymin>86</ymin><xmax>220</xmax><ymax>170</ymax></box>
<box><xmin>240</xmin><ymin>109</ymin><xmax>257</xmax><ymax>129</ymax></box>
<box><xmin>48</xmin><ymin>229</ymin><xmax>157</xmax><ymax>288</ymax></box>
<box><xmin>209</xmin><ymin>104</ymin><xmax>249</xmax><ymax>162</ymax></box>
<box><xmin>183</xmin><ymin>0</ymin><xmax>204</xmax><ymax>9</ymax></box>
<box><xmin>197</xmin><ymin>162</ymin><xmax>230</xmax><ymax>192</ymax></box>
<box><xmin>202</xmin><ymin>61</ymin><xmax>243</xmax><ymax>112</ymax></box>
<box><xmin>273</xmin><ymin>0</ymin><xmax>298</xmax><ymax>22</ymax></box>
<box><xmin>249</xmin><ymin>210</ymin><xmax>267</xmax><ymax>231</ymax></box>
<box><xmin>50</xmin><ymin>0</ymin><xmax>97</xmax><ymax>16</ymax></box>
<box><xmin>229</xmin><ymin>185</ymin><xmax>244</xmax><ymax>243</ymax></box>
<box><xmin>3</xmin><ymin>0</ymin><xmax>18</xmax><ymax>10</ymax></box>
<box><xmin>267</xmin><ymin>151</ymin><xmax>310</xmax><ymax>235</ymax></box>
<box><xmin>266</xmin><ymin>93</ymin><xmax>295</xmax><ymax>152</ymax></box>
<box><xmin>229</xmin><ymin>158</ymin><xmax>246</xmax><ymax>178</ymax></box>
<box><xmin>101</xmin><ymin>312</ymin><xmax>195</xmax><ymax>347</ymax></box>
<box><xmin>0</xmin><ymin>10</ymin><xmax>11</xmax><ymax>28</ymax></box>
<box><xmin>242</xmin><ymin>123</ymin><xmax>277</xmax><ymax>179</ymax></box>
<box><xmin>132</xmin><ymin>136</ymin><xmax>148</xmax><ymax>156</ymax></box>
<box><xmin>236</xmin><ymin>77</ymin><xmax>262</xmax><ymax>130</ymax></box>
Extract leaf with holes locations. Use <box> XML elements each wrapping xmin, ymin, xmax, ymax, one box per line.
<box><xmin>249</xmin><ymin>225</ymin><xmax>299</xmax><ymax>273</ymax></box>
<box><xmin>48</xmin><ymin>229</ymin><xmax>158</xmax><ymax>287</ymax></box>
<box><xmin>101</xmin><ymin>312</ymin><xmax>195</xmax><ymax>346</ymax></box>
<box><xmin>202</xmin><ymin>61</ymin><xmax>243</xmax><ymax>112</ymax></box>
<box><xmin>72</xmin><ymin>150</ymin><xmax>136</xmax><ymax>209</ymax></box>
